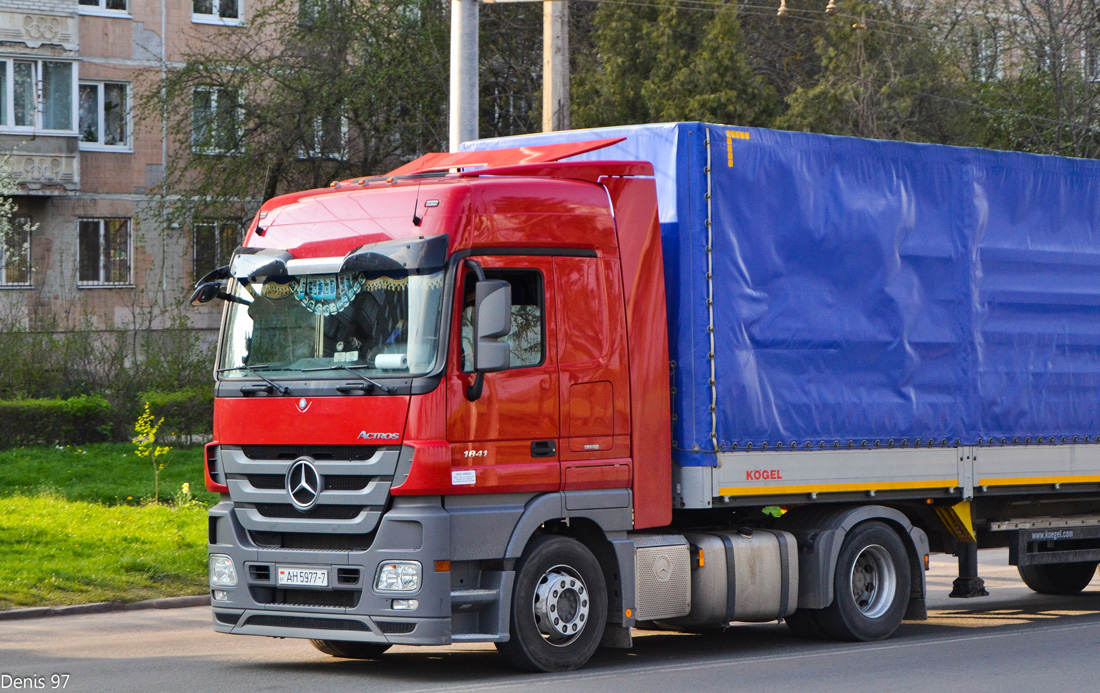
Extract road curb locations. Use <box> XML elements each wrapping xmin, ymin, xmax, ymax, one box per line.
<box><xmin>0</xmin><ymin>595</ymin><xmax>210</xmax><ymax>621</ymax></box>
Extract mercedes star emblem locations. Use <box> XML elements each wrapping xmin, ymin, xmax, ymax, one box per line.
<box><xmin>286</xmin><ymin>459</ymin><xmax>322</xmax><ymax>511</ymax></box>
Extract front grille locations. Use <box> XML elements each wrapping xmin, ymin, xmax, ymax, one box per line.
<box><xmin>254</xmin><ymin>504</ymin><xmax>366</xmax><ymax>520</ymax></box>
<box><xmin>276</xmin><ymin>589</ymin><xmax>360</xmax><ymax>608</ymax></box>
<box><xmin>376</xmin><ymin>621</ymin><xmax>416</xmax><ymax>634</ymax></box>
<box><xmin>241</xmin><ymin>445</ymin><xmax>379</xmax><ymax>461</ymax></box>
<box><xmin>246</xmin><ymin>474</ymin><xmax>372</xmax><ymax>491</ymax></box>
<box><xmin>215</xmin><ymin>611</ymin><xmax>242</xmax><ymax>625</ymax></box>
<box><xmin>245</xmin><ymin>615</ymin><xmax>371</xmax><ymax>632</ymax></box>
<box><xmin>226</xmin><ymin>445</ymin><xmax>398</xmax><ymax>537</ymax></box>
<box><xmin>249</xmin><ymin>531</ymin><xmax>374</xmax><ymax>551</ymax></box>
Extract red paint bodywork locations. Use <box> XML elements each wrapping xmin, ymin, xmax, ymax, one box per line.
<box><xmin>211</xmin><ymin>141</ymin><xmax>673</xmax><ymax>529</ymax></box>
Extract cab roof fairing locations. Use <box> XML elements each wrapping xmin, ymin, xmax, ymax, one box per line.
<box><xmin>243</xmin><ymin>173</ymin><xmax>623</xmax><ymax>264</ymax></box>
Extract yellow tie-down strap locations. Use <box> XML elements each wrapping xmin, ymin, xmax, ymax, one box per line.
<box><xmin>726</xmin><ymin>130</ymin><xmax>750</xmax><ymax>167</ymax></box>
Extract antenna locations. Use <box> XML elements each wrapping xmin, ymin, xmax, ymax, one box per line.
<box><xmin>411</xmin><ymin>159</ymin><xmax>425</xmax><ymax>227</ymax></box>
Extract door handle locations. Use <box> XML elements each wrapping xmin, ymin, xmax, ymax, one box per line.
<box><xmin>531</xmin><ymin>440</ymin><xmax>556</xmax><ymax>458</ymax></box>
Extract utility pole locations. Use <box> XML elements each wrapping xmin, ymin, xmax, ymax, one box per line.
<box><xmin>542</xmin><ymin>0</ymin><xmax>569</xmax><ymax>132</ymax></box>
<box><xmin>450</xmin><ymin>0</ymin><xmax>570</xmax><ymax>150</ymax></box>
<box><xmin>450</xmin><ymin>0</ymin><xmax>479</xmax><ymax>152</ymax></box>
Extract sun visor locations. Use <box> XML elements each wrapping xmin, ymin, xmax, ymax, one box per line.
<box><xmin>340</xmin><ymin>234</ymin><xmax>449</xmax><ymax>274</ymax></box>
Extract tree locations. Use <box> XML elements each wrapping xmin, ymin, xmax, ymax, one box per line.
<box><xmin>572</xmin><ymin>0</ymin><xmax>777</xmax><ymax>128</ymax></box>
<box><xmin>147</xmin><ymin>0</ymin><xmax>451</xmax><ymax>222</ymax></box>
<box><xmin>0</xmin><ymin>156</ymin><xmax>37</xmax><ymax>287</ymax></box>
<box><xmin>952</xmin><ymin>0</ymin><xmax>1100</xmax><ymax>157</ymax></box>
<box><xmin>779</xmin><ymin>0</ymin><xmax>969</xmax><ymax>143</ymax></box>
<box><xmin>479</xmin><ymin>3</ymin><xmax>544</xmax><ymax>137</ymax></box>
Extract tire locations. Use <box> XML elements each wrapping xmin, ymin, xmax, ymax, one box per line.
<box><xmin>816</xmin><ymin>521</ymin><xmax>911</xmax><ymax>642</ymax></box>
<box><xmin>1018</xmin><ymin>562</ymin><xmax>1099</xmax><ymax>595</ymax></box>
<box><xmin>309</xmin><ymin>640</ymin><xmax>391</xmax><ymax>659</ymax></box>
<box><xmin>784</xmin><ymin>608</ymin><xmax>828</xmax><ymax>640</ymax></box>
<box><xmin>495</xmin><ymin>535</ymin><xmax>608</xmax><ymax>672</ymax></box>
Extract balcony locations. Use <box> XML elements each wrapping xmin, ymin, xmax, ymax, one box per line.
<box><xmin>2</xmin><ymin>134</ymin><xmax>80</xmax><ymax>193</ymax></box>
<box><xmin>0</xmin><ymin>7</ymin><xmax>81</xmax><ymax>193</ymax></box>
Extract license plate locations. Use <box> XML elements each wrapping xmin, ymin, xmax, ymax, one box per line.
<box><xmin>277</xmin><ymin>566</ymin><xmax>329</xmax><ymax>587</ymax></box>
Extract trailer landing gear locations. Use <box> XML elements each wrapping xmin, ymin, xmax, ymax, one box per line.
<box><xmin>949</xmin><ymin>543</ymin><xmax>989</xmax><ymax>598</ymax></box>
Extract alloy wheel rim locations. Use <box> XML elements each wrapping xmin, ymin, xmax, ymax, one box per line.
<box><xmin>532</xmin><ymin>564</ymin><xmax>590</xmax><ymax>646</ymax></box>
<box><xmin>849</xmin><ymin>544</ymin><xmax>897</xmax><ymax>619</ymax></box>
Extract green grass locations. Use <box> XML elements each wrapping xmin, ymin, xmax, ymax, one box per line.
<box><xmin>0</xmin><ymin>495</ymin><xmax>208</xmax><ymax>609</ymax></box>
<box><xmin>0</xmin><ymin>442</ymin><xmax>219</xmax><ymax>506</ymax></box>
<box><xmin>0</xmin><ymin>442</ymin><xmax>216</xmax><ymax>609</ymax></box>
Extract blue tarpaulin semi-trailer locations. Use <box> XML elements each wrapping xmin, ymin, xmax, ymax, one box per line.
<box><xmin>466</xmin><ymin>123</ymin><xmax>1100</xmax><ymax>468</ymax></box>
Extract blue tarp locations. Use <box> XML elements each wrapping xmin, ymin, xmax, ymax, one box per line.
<box><xmin>466</xmin><ymin>123</ymin><xmax>1100</xmax><ymax>466</ymax></box>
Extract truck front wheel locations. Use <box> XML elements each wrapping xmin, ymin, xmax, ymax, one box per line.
<box><xmin>1018</xmin><ymin>562</ymin><xmax>1098</xmax><ymax>595</ymax></box>
<box><xmin>817</xmin><ymin>521</ymin><xmax>911</xmax><ymax>641</ymax></box>
<box><xmin>496</xmin><ymin>535</ymin><xmax>608</xmax><ymax>672</ymax></box>
<box><xmin>309</xmin><ymin>640</ymin><xmax>391</xmax><ymax>659</ymax></box>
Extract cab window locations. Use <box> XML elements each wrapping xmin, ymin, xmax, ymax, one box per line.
<box><xmin>460</xmin><ymin>269</ymin><xmax>544</xmax><ymax>372</ymax></box>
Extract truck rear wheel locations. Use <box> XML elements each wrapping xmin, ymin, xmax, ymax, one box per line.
<box><xmin>1018</xmin><ymin>562</ymin><xmax>1099</xmax><ymax>595</ymax></box>
<box><xmin>309</xmin><ymin>640</ymin><xmax>391</xmax><ymax>659</ymax></box>
<box><xmin>817</xmin><ymin>521</ymin><xmax>910</xmax><ymax>642</ymax></box>
<box><xmin>495</xmin><ymin>535</ymin><xmax>607</xmax><ymax>672</ymax></box>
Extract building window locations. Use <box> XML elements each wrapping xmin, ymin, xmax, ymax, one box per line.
<box><xmin>79</xmin><ymin>82</ymin><xmax>129</xmax><ymax>150</ymax></box>
<box><xmin>298</xmin><ymin>0</ymin><xmax>344</xmax><ymax>25</ymax></box>
<box><xmin>0</xmin><ymin>59</ymin><xmax>76</xmax><ymax>132</ymax></box>
<box><xmin>78</xmin><ymin>0</ymin><xmax>128</xmax><ymax>13</ymax></box>
<box><xmin>193</xmin><ymin>219</ymin><xmax>241</xmax><ymax>279</ymax></box>
<box><xmin>301</xmin><ymin>113</ymin><xmax>347</xmax><ymax>160</ymax></box>
<box><xmin>193</xmin><ymin>0</ymin><xmax>242</xmax><ymax>24</ymax></box>
<box><xmin>1</xmin><ymin>216</ymin><xmax>31</xmax><ymax>287</ymax></box>
<box><xmin>192</xmin><ymin>87</ymin><xmax>242</xmax><ymax>154</ymax></box>
<box><xmin>78</xmin><ymin>219</ymin><xmax>131</xmax><ymax>286</ymax></box>
<box><xmin>1084</xmin><ymin>47</ymin><xmax>1100</xmax><ymax>82</ymax></box>
<box><xmin>971</xmin><ymin>36</ymin><xmax>1002</xmax><ymax>82</ymax></box>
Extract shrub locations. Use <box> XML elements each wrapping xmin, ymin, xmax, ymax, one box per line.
<box><xmin>141</xmin><ymin>387</ymin><xmax>214</xmax><ymax>439</ymax></box>
<box><xmin>0</xmin><ymin>395</ymin><xmax>113</xmax><ymax>448</ymax></box>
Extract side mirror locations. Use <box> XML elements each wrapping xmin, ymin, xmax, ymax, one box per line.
<box><xmin>189</xmin><ymin>282</ymin><xmax>221</xmax><ymax>306</ymax></box>
<box><xmin>474</xmin><ymin>280</ymin><xmax>512</xmax><ymax>372</ymax></box>
<box><xmin>188</xmin><ymin>277</ymin><xmax>250</xmax><ymax>307</ymax></box>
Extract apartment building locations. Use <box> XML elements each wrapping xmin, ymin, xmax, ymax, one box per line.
<box><xmin>0</xmin><ymin>0</ymin><xmax>246</xmax><ymax>339</ymax></box>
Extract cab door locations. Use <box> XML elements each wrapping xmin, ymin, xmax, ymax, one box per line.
<box><xmin>446</xmin><ymin>256</ymin><xmax>560</xmax><ymax>493</ymax></box>
<box><xmin>554</xmin><ymin>256</ymin><xmax>632</xmax><ymax>491</ymax></box>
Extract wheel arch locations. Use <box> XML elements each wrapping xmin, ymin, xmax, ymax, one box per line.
<box><xmin>503</xmin><ymin>492</ymin><xmax>634</xmax><ymax>628</ymax></box>
<box><xmin>778</xmin><ymin>504</ymin><xmax>928</xmax><ymax>616</ymax></box>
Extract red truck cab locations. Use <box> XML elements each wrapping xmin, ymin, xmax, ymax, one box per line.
<box><xmin>200</xmin><ymin>140</ymin><xmax>671</xmax><ymax>671</ymax></box>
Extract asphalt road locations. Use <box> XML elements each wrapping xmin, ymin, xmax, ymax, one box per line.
<box><xmin>3</xmin><ymin>549</ymin><xmax>1100</xmax><ymax>693</ymax></box>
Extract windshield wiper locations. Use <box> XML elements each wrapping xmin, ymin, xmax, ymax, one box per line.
<box><xmin>301</xmin><ymin>364</ymin><xmax>397</xmax><ymax>393</ymax></box>
<box><xmin>217</xmin><ymin>364</ymin><xmax>291</xmax><ymax>396</ymax></box>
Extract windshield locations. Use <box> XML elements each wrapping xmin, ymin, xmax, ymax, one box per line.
<box><xmin>219</xmin><ymin>270</ymin><xmax>445</xmax><ymax>379</ymax></box>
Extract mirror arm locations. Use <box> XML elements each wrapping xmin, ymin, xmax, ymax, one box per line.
<box><xmin>465</xmin><ymin>372</ymin><xmax>485</xmax><ymax>402</ymax></box>
<box><xmin>465</xmin><ymin>258</ymin><xmax>487</xmax><ymax>398</ymax></box>
<box><xmin>217</xmin><ymin>291</ymin><xmax>251</xmax><ymax>306</ymax></box>
<box><xmin>464</xmin><ymin>258</ymin><xmax>486</xmax><ymax>281</ymax></box>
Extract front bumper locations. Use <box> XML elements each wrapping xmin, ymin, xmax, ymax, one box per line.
<box><xmin>209</xmin><ymin>495</ymin><xmax>453</xmax><ymax>645</ymax></box>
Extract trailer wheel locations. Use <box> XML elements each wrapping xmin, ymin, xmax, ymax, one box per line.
<box><xmin>496</xmin><ymin>535</ymin><xmax>607</xmax><ymax>672</ymax></box>
<box><xmin>1018</xmin><ymin>562</ymin><xmax>1099</xmax><ymax>595</ymax></box>
<box><xmin>309</xmin><ymin>640</ymin><xmax>391</xmax><ymax>659</ymax></box>
<box><xmin>817</xmin><ymin>521</ymin><xmax>910</xmax><ymax>642</ymax></box>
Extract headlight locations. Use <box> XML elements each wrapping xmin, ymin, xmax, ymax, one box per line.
<box><xmin>209</xmin><ymin>554</ymin><xmax>238</xmax><ymax>587</ymax></box>
<box><xmin>375</xmin><ymin>561</ymin><xmax>421</xmax><ymax>592</ymax></box>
